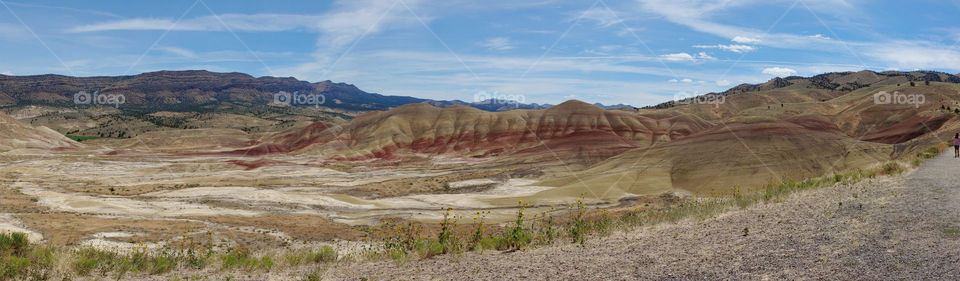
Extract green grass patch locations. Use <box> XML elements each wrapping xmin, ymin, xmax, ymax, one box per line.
<box><xmin>943</xmin><ymin>226</ymin><xmax>960</xmax><ymax>239</ymax></box>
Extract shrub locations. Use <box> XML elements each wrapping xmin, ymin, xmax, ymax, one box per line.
<box><xmin>74</xmin><ymin>255</ymin><xmax>99</xmax><ymax>276</ymax></box>
<box><xmin>568</xmin><ymin>200</ymin><xmax>588</xmax><ymax>245</ymax></box>
<box><xmin>469</xmin><ymin>211</ymin><xmax>490</xmax><ymax>251</ymax></box>
<box><xmin>532</xmin><ymin>210</ymin><xmax>557</xmax><ymax>245</ymax></box>
<box><xmin>302</xmin><ymin>271</ymin><xmax>323</xmax><ymax>281</ymax></box>
<box><xmin>150</xmin><ymin>255</ymin><xmax>174</xmax><ymax>274</ymax></box>
<box><xmin>881</xmin><ymin>162</ymin><xmax>902</xmax><ymax>175</ymax></box>
<box><xmin>0</xmin><ymin>232</ymin><xmax>30</xmax><ymax>257</ymax></box>
<box><xmin>591</xmin><ymin>209</ymin><xmax>614</xmax><ymax>236</ymax></box>
<box><xmin>258</xmin><ymin>256</ymin><xmax>274</xmax><ymax>271</ymax></box>
<box><xmin>411</xmin><ymin>241</ymin><xmax>445</xmax><ymax>258</ymax></box>
<box><xmin>2</xmin><ymin>256</ymin><xmax>31</xmax><ymax>278</ymax></box>
<box><xmin>500</xmin><ymin>201</ymin><xmax>532</xmax><ymax>250</ymax></box>
<box><xmin>437</xmin><ymin>208</ymin><xmax>461</xmax><ymax>254</ymax></box>
<box><xmin>221</xmin><ymin>248</ymin><xmax>257</xmax><ymax>271</ymax></box>
<box><xmin>183</xmin><ymin>248</ymin><xmax>211</xmax><ymax>269</ymax></box>
<box><xmin>306</xmin><ymin>246</ymin><xmax>337</xmax><ymax>263</ymax></box>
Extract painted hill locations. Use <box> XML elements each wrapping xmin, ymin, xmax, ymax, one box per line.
<box><xmin>228</xmin><ymin>100</ymin><xmax>710</xmax><ymax>162</ymax></box>
<box><xmin>215</xmin><ymin>76</ymin><xmax>960</xmax><ymax>197</ymax></box>
<box><xmin>0</xmin><ymin>112</ymin><xmax>78</xmax><ymax>152</ymax></box>
<box><xmin>539</xmin><ymin>80</ymin><xmax>960</xmax><ymax>196</ymax></box>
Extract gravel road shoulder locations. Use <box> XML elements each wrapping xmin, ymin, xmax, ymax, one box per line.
<box><xmin>325</xmin><ymin>153</ymin><xmax>960</xmax><ymax>280</ymax></box>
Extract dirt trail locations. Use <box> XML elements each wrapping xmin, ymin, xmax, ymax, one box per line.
<box><xmin>325</xmin><ymin>153</ymin><xmax>960</xmax><ymax>280</ymax></box>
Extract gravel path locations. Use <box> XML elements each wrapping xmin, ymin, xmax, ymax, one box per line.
<box><xmin>325</xmin><ymin>153</ymin><xmax>960</xmax><ymax>280</ymax></box>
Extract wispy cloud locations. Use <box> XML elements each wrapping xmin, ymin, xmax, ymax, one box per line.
<box><xmin>731</xmin><ymin>36</ymin><xmax>761</xmax><ymax>44</ymax></box>
<box><xmin>277</xmin><ymin>0</ymin><xmax>428</xmax><ymax>78</ymax></box>
<box><xmin>69</xmin><ymin>14</ymin><xmax>324</xmax><ymax>33</ymax></box>
<box><xmin>696</xmin><ymin>52</ymin><xmax>716</xmax><ymax>60</ymax></box>
<box><xmin>660</xmin><ymin>53</ymin><xmax>695</xmax><ymax>62</ymax></box>
<box><xmin>864</xmin><ymin>42</ymin><xmax>960</xmax><ymax>71</ymax></box>
<box><xmin>659</xmin><ymin>52</ymin><xmax>714</xmax><ymax>62</ymax></box>
<box><xmin>480</xmin><ymin>37</ymin><xmax>514</xmax><ymax>51</ymax></box>
<box><xmin>155</xmin><ymin>46</ymin><xmax>198</xmax><ymax>58</ymax></box>
<box><xmin>5</xmin><ymin>1</ymin><xmax>121</xmax><ymax>18</ymax></box>
<box><xmin>633</xmin><ymin>0</ymin><xmax>960</xmax><ymax>72</ymax></box>
<box><xmin>635</xmin><ymin>0</ymin><xmax>851</xmax><ymax>50</ymax></box>
<box><xmin>577</xmin><ymin>6</ymin><xmax>623</xmax><ymax>28</ymax></box>
<box><xmin>0</xmin><ymin>23</ymin><xmax>29</xmax><ymax>41</ymax></box>
<box><xmin>693</xmin><ymin>44</ymin><xmax>757</xmax><ymax>53</ymax></box>
<box><xmin>315</xmin><ymin>0</ymin><xmax>424</xmax><ymax>50</ymax></box>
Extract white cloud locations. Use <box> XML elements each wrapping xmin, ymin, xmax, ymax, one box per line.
<box><xmin>71</xmin><ymin>0</ymin><xmax>423</xmax><ymax>53</ymax></box>
<box><xmin>659</xmin><ymin>52</ymin><xmax>715</xmax><ymax>62</ymax></box>
<box><xmin>731</xmin><ymin>36</ymin><xmax>761</xmax><ymax>44</ymax></box>
<box><xmin>69</xmin><ymin>14</ymin><xmax>325</xmax><ymax>33</ymax></box>
<box><xmin>6</xmin><ymin>2</ymin><xmax>122</xmax><ymax>18</ymax></box>
<box><xmin>668</xmin><ymin>78</ymin><xmax>679</xmax><ymax>83</ymax></box>
<box><xmin>762</xmin><ymin>67</ymin><xmax>798</xmax><ymax>77</ymax></box>
<box><xmin>636</xmin><ymin>1</ymin><xmax>854</xmax><ymax>50</ymax></box>
<box><xmin>584</xmin><ymin>45</ymin><xmax>622</xmax><ymax>55</ymax></box>
<box><xmin>716</xmin><ymin>79</ymin><xmax>731</xmax><ymax>86</ymax></box>
<box><xmin>577</xmin><ymin>6</ymin><xmax>623</xmax><ymax>28</ymax></box>
<box><xmin>315</xmin><ymin>0</ymin><xmax>423</xmax><ymax>50</ymax></box>
<box><xmin>480</xmin><ymin>37</ymin><xmax>514</xmax><ymax>51</ymax></box>
<box><xmin>693</xmin><ymin>44</ymin><xmax>757</xmax><ymax>53</ymax></box>
<box><xmin>634</xmin><ymin>0</ymin><xmax>960</xmax><ymax>72</ymax></box>
<box><xmin>155</xmin><ymin>46</ymin><xmax>197</xmax><ymax>58</ymax></box>
<box><xmin>865</xmin><ymin>42</ymin><xmax>960</xmax><ymax>71</ymax></box>
<box><xmin>660</xmin><ymin>53</ymin><xmax>695</xmax><ymax>62</ymax></box>
<box><xmin>274</xmin><ymin>46</ymin><xmax>785</xmax><ymax>106</ymax></box>
<box><xmin>680</xmin><ymin>78</ymin><xmax>693</xmax><ymax>83</ymax></box>
<box><xmin>273</xmin><ymin>0</ymin><xmax>428</xmax><ymax>77</ymax></box>
<box><xmin>696</xmin><ymin>52</ymin><xmax>716</xmax><ymax>60</ymax></box>
<box><xmin>1</xmin><ymin>71</ymin><xmax>12</xmax><ymax>75</ymax></box>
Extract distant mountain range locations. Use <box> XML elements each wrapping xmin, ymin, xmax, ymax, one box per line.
<box><xmin>3</xmin><ymin>69</ymin><xmax>955</xmax><ymax>114</ymax></box>
<box><xmin>0</xmin><ymin>70</ymin><xmax>559</xmax><ymax>112</ymax></box>
<box><xmin>1</xmin><ymin>69</ymin><xmax>957</xmax><ymax>139</ymax></box>
<box><xmin>646</xmin><ymin>70</ymin><xmax>960</xmax><ymax>109</ymax></box>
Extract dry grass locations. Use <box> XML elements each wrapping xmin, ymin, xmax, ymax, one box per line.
<box><xmin>201</xmin><ymin>215</ymin><xmax>366</xmax><ymax>242</ymax></box>
<box><xmin>16</xmin><ymin>213</ymin><xmax>205</xmax><ymax>246</ymax></box>
<box><xmin>0</xmin><ymin>187</ymin><xmax>45</xmax><ymax>213</ymax></box>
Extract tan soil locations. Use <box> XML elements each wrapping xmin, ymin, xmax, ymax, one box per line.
<box><xmin>200</xmin><ymin>215</ymin><xmax>367</xmax><ymax>242</ymax></box>
<box><xmin>16</xmin><ymin>213</ymin><xmax>205</xmax><ymax>245</ymax></box>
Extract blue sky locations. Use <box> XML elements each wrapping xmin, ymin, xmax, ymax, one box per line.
<box><xmin>1</xmin><ymin>0</ymin><xmax>960</xmax><ymax>106</ymax></box>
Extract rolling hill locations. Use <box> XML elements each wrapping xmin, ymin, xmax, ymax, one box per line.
<box><xmin>208</xmin><ymin>70</ymin><xmax>960</xmax><ymax>196</ymax></box>
<box><xmin>0</xmin><ymin>111</ymin><xmax>78</xmax><ymax>152</ymax></box>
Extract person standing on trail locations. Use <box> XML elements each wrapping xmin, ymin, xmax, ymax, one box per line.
<box><xmin>954</xmin><ymin>133</ymin><xmax>960</xmax><ymax>158</ymax></box>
